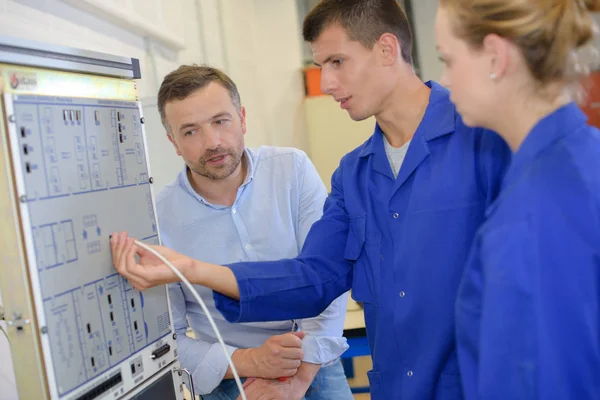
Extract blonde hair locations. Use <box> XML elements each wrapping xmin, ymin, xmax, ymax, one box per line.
<box><xmin>440</xmin><ymin>0</ymin><xmax>600</xmax><ymax>87</ymax></box>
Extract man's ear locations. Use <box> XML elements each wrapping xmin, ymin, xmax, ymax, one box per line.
<box><xmin>377</xmin><ymin>33</ymin><xmax>401</xmax><ymax>66</ymax></box>
<box><xmin>167</xmin><ymin>132</ymin><xmax>182</xmax><ymax>156</ymax></box>
<box><xmin>240</xmin><ymin>106</ymin><xmax>247</xmax><ymax>135</ymax></box>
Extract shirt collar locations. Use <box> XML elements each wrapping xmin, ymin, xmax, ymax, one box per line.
<box><xmin>359</xmin><ymin>80</ymin><xmax>455</xmax><ymax>158</ymax></box>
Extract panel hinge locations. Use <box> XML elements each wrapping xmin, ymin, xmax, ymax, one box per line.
<box><xmin>6</xmin><ymin>312</ymin><xmax>31</xmax><ymax>331</ymax></box>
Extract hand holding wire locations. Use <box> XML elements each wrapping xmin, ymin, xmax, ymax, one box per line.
<box><xmin>110</xmin><ymin>233</ymin><xmax>247</xmax><ymax>400</ymax></box>
<box><xmin>277</xmin><ymin>320</ymin><xmax>300</xmax><ymax>382</ymax></box>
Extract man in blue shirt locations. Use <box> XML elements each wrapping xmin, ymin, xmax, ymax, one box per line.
<box><xmin>111</xmin><ymin>1</ymin><xmax>510</xmax><ymax>398</ymax></box>
<box><xmin>153</xmin><ymin>65</ymin><xmax>353</xmax><ymax>400</ymax></box>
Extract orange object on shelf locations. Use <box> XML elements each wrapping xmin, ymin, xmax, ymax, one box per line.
<box><xmin>580</xmin><ymin>70</ymin><xmax>600</xmax><ymax>128</ymax></box>
<box><xmin>304</xmin><ymin>66</ymin><xmax>325</xmax><ymax>97</ymax></box>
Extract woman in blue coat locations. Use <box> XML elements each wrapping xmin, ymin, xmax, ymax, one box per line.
<box><xmin>435</xmin><ymin>0</ymin><xmax>600</xmax><ymax>398</ymax></box>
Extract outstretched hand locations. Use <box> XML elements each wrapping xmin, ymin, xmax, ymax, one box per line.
<box><xmin>110</xmin><ymin>231</ymin><xmax>192</xmax><ymax>290</ymax></box>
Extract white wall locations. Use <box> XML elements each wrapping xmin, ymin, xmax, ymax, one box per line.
<box><xmin>0</xmin><ymin>0</ymin><xmax>306</xmax><ymax>398</ymax></box>
<box><xmin>218</xmin><ymin>0</ymin><xmax>307</xmax><ymax>150</ymax></box>
<box><xmin>412</xmin><ymin>0</ymin><xmax>443</xmax><ymax>83</ymax></box>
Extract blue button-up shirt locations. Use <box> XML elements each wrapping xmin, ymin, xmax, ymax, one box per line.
<box><xmin>456</xmin><ymin>103</ymin><xmax>600</xmax><ymax>399</ymax></box>
<box><xmin>157</xmin><ymin>146</ymin><xmax>349</xmax><ymax>394</ymax></box>
<box><xmin>214</xmin><ymin>81</ymin><xmax>511</xmax><ymax>399</ymax></box>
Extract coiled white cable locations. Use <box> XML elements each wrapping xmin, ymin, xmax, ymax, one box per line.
<box><xmin>134</xmin><ymin>240</ymin><xmax>247</xmax><ymax>400</ymax></box>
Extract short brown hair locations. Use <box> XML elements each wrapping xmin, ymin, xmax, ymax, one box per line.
<box><xmin>440</xmin><ymin>0</ymin><xmax>600</xmax><ymax>86</ymax></box>
<box><xmin>157</xmin><ymin>65</ymin><xmax>241</xmax><ymax>132</ymax></box>
<box><xmin>303</xmin><ymin>0</ymin><xmax>413</xmax><ymax>64</ymax></box>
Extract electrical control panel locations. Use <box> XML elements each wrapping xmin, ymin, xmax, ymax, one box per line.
<box><xmin>0</xmin><ymin>37</ymin><xmax>184</xmax><ymax>400</ymax></box>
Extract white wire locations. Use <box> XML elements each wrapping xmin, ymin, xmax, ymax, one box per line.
<box><xmin>0</xmin><ymin>324</ymin><xmax>8</xmax><ymax>343</ymax></box>
<box><xmin>133</xmin><ymin>240</ymin><xmax>247</xmax><ymax>400</ymax></box>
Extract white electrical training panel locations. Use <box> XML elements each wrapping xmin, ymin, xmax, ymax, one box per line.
<box><xmin>0</xmin><ymin>36</ymin><xmax>186</xmax><ymax>400</ymax></box>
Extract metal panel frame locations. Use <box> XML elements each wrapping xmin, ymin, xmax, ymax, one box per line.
<box><xmin>0</xmin><ymin>91</ymin><xmax>50</xmax><ymax>400</ymax></box>
<box><xmin>3</xmin><ymin>93</ymin><xmax>65</xmax><ymax>398</ymax></box>
<box><xmin>0</xmin><ymin>38</ymin><xmax>183</xmax><ymax>400</ymax></box>
<box><xmin>0</xmin><ymin>36</ymin><xmax>140</xmax><ymax>79</ymax></box>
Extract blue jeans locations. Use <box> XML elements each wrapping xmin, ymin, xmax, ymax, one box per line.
<box><xmin>200</xmin><ymin>360</ymin><xmax>353</xmax><ymax>400</ymax></box>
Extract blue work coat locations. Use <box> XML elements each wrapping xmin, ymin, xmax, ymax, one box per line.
<box><xmin>456</xmin><ymin>103</ymin><xmax>600</xmax><ymax>399</ymax></box>
<box><xmin>215</xmin><ymin>81</ymin><xmax>510</xmax><ymax>399</ymax></box>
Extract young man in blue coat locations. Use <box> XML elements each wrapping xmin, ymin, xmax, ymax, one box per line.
<box><xmin>111</xmin><ymin>0</ymin><xmax>510</xmax><ymax>398</ymax></box>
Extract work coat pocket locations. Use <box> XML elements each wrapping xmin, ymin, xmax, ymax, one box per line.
<box><xmin>344</xmin><ymin>214</ymin><xmax>380</xmax><ymax>305</ymax></box>
<box><xmin>366</xmin><ymin>369</ymin><xmax>386</xmax><ymax>399</ymax></box>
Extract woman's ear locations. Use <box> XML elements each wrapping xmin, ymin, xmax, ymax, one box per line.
<box><xmin>482</xmin><ymin>33</ymin><xmax>510</xmax><ymax>80</ymax></box>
